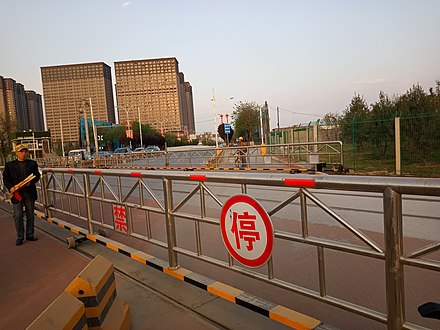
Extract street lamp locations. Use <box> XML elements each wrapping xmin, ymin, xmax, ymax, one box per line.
<box><xmin>212</xmin><ymin>90</ymin><xmax>234</xmax><ymax>148</ymax></box>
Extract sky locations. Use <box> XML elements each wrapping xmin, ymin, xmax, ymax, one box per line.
<box><xmin>1</xmin><ymin>0</ymin><xmax>439</xmax><ymax>133</ymax></box>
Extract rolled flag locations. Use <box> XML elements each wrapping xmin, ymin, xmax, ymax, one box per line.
<box><xmin>12</xmin><ymin>191</ymin><xmax>22</xmax><ymax>201</ymax></box>
<box><xmin>8</xmin><ymin>174</ymin><xmax>36</xmax><ymax>200</ymax></box>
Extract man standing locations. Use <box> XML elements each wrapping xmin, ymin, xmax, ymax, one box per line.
<box><xmin>236</xmin><ymin>137</ymin><xmax>247</xmax><ymax>168</ymax></box>
<box><xmin>3</xmin><ymin>144</ymin><xmax>41</xmax><ymax>246</ymax></box>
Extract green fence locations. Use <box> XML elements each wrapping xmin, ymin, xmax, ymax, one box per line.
<box><xmin>347</xmin><ymin>114</ymin><xmax>440</xmax><ymax>177</ymax></box>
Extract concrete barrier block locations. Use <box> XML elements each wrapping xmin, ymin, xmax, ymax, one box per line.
<box><xmin>26</xmin><ymin>292</ymin><xmax>87</xmax><ymax>330</ymax></box>
<box><xmin>99</xmin><ymin>297</ymin><xmax>131</xmax><ymax>330</ymax></box>
<box><xmin>64</xmin><ymin>255</ymin><xmax>117</xmax><ymax>328</ymax></box>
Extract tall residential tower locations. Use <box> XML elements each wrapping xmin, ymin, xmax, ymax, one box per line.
<box><xmin>114</xmin><ymin>57</ymin><xmax>195</xmax><ymax>134</ymax></box>
<box><xmin>41</xmin><ymin>62</ymin><xmax>115</xmax><ymax>146</ymax></box>
<box><xmin>0</xmin><ymin>77</ymin><xmax>31</xmax><ymax>131</ymax></box>
<box><xmin>26</xmin><ymin>91</ymin><xmax>45</xmax><ymax>131</ymax></box>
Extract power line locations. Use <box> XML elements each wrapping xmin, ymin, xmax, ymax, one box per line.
<box><xmin>194</xmin><ymin>118</ymin><xmax>213</xmax><ymax>124</ymax></box>
<box><xmin>276</xmin><ymin>107</ymin><xmax>323</xmax><ymax>117</ymax></box>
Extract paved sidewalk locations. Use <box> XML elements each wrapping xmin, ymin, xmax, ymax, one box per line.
<box><xmin>0</xmin><ymin>206</ymin><xmax>292</xmax><ymax>329</ymax></box>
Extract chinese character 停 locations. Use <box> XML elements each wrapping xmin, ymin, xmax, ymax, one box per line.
<box><xmin>231</xmin><ymin>211</ymin><xmax>260</xmax><ymax>251</ymax></box>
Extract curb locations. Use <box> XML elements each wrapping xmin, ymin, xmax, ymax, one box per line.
<box><xmin>94</xmin><ymin>165</ymin><xmax>308</xmax><ymax>173</ymax></box>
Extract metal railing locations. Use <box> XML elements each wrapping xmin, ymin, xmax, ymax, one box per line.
<box><xmin>35</xmin><ymin>141</ymin><xmax>344</xmax><ymax>170</ymax></box>
<box><xmin>2</xmin><ymin>168</ymin><xmax>439</xmax><ymax>329</ymax></box>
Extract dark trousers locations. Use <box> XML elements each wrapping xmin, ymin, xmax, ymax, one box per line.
<box><xmin>12</xmin><ymin>194</ymin><xmax>35</xmax><ymax>240</ymax></box>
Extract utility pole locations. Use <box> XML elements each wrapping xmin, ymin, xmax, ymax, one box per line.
<box><xmin>277</xmin><ymin>106</ymin><xmax>280</xmax><ymax>131</ymax></box>
<box><xmin>60</xmin><ymin>118</ymin><xmax>65</xmax><ymax>156</ymax></box>
<box><xmin>81</xmin><ymin>101</ymin><xmax>90</xmax><ymax>154</ymax></box>
<box><xmin>89</xmin><ymin>97</ymin><xmax>99</xmax><ymax>154</ymax></box>
<box><xmin>138</xmin><ymin>106</ymin><xmax>143</xmax><ymax>148</ymax></box>
<box><xmin>265</xmin><ymin>101</ymin><xmax>270</xmax><ymax>134</ymax></box>
<box><xmin>212</xmin><ymin>89</ymin><xmax>218</xmax><ymax>148</ymax></box>
<box><xmin>259</xmin><ymin>105</ymin><xmax>265</xmax><ymax>145</ymax></box>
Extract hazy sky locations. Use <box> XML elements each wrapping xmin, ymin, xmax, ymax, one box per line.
<box><xmin>1</xmin><ymin>0</ymin><xmax>439</xmax><ymax>132</ymax></box>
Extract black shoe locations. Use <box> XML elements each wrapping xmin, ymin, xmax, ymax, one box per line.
<box><xmin>16</xmin><ymin>239</ymin><xmax>23</xmax><ymax>246</ymax></box>
<box><xmin>26</xmin><ymin>236</ymin><xmax>38</xmax><ymax>241</ymax></box>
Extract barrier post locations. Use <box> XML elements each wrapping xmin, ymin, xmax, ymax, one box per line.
<box><xmin>163</xmin><ymin>177</ymin><xmax>178</xmax><ymax>268</ymax></box>
<box><xmin>40</xmin><ymin>172</ymin><xmax>53</xmax><ymax>219</ymax></box>
<box><xmin>383</xmin><ymin>188</ymin><xmax>404</xmax><ymax>329</ymax></box>
<box><xmin>83</xmin><ymin>173</ymin><xmax>94</xmax><ymax>234</ymax></box>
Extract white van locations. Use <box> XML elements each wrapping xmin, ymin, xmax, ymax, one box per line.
<box><xmin>68</xmin><ymin>149</ymin><xmax>91</xmax><ymax>160</ymax></box>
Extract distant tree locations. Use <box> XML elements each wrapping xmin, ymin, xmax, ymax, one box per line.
<box><xmin>337</xmin><ymin>80</ymin><xmax>440</xmax><ymax>169</ymax></box>
<box><xmin>131</xmin><ymin>121</ymin><xmax>164</xmax><ymax>148</ymax></box>
<box><xmin>339</xmin><ymin>94</ymin><xmax>370</xmax><ymax>150</ymax></box>
<box><xmin>164</xmin><ymin>132</ymin><xmax>180</xmax><ymax>147</ymax></box>
<box><xmin>101</xmin><ymin>125</ymin><xmax>125</xmax><ymax>149</ymax></box>
<box><xmin>321</xmin><ymin>112</ymin><xmax>342</xmax><ymax>141</ymax></box>
<box><xmin>0</xmin><ymin>114</ymin><xmax>15</xmax><ymax>163</ymax></box>
<box><xmin>370</xmin><ymin>91</ymin><xmax>395</xmax><ymax>159</ymax></box>
<box><xmin>231</xmin><ymin>101</ymin><xmax>259</xmax><ymax>142</ymax></box>
<box><xmin>395</xmin><ymin>84</ymin><xmax>436</xmax><ymax>159</ymax></box>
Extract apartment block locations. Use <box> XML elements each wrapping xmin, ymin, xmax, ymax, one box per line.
<box><xmin>41</xmin><ymin>62</ymin><xmax>115</xmax><ymax>145</ymax></box>
<box><xmin>0</xmin><ymin>76</ymin><xmax>31</xmax><ymax>131</ymax></box>
<box><xmin>26</xmin><ymin>90</ymin><xmax>45</xmax><ymax>131</ymax></box>
<box><xmin>114</xmin><ymin>57</ymin><xmax>195</xmax><ymax>134</ymax></box>
<box><xmin>179</xmin><ymin>74</ymin><xmax>195</xmax><ymax>134</ymax></box>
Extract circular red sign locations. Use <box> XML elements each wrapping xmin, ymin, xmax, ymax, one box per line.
<box><xmin>220</xmin><ymin>194</ymin><xmax>274</xmax><ymax>268</ymax></box>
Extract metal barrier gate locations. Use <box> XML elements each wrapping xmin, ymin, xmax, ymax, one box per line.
<box><xmin>36</xmin><ymin>141</ymin><xmax>344</xmax><ymax>171</ymax></box>
<box><xmin>4</xmin><ymin>168</ymin><xmax>439</xmax><ymax>329</ymax></box>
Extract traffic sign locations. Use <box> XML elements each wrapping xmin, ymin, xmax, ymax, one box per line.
<box><xmin>220</xmin><ymin>194</ymin><xmax>274</xmax><ymax>268</ymax></box>
<box><xmin>224</xmin><ymin>123</ymin><xmax>231</xmax><ymax>134</ymax></box>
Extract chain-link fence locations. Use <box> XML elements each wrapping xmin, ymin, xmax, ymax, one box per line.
<box><xmin>266</xmin><ymin>113</ymin><xmax>440</xmax><ymax>177</ymax></box>
<box><xmin>346</xmin><ymin>113</ymin><xmax>440</xmax><ymax>177</ymax></box>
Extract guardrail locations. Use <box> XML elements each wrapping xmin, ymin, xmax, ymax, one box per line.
<box><xmin>36</xmin><ymin>141</ymin><xmax>344</xmax><ymax>171</ymax></box>
<box><xmin>3</xmin><ymin>168</ymin><xmax>439</xmax><ymax>329</ymax></box>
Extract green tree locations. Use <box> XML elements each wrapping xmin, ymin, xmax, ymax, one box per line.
<box><xmin>340</xmin><ymin>94</ymin><xmax>370</xmax><ymax>150</ymax></box>
<box><xmin>101</xmin><ymin>125</ymin><xmax>125</xmax><ymax>149</ymax></box>
<box><xmin>131</xmin><ymin>121</ymin><xmax>164</xmax><ymax>148</ymax></box>
<box><xmin>370</xmin><ymin>91</ymin><xmax>395</xmax><ymax>159</ymax></box>
<box><xmin>321</xmin><ymin>112</ymin><xmax>342</xmax><ymax>141</ymax></box>
<box><xmin>395</xmin><ymin>84</ymin><xmax>436</xmax><ymax>160</ymax></box>
<box><xmin>0</xmin><ymin>114</ymin><xmax>14</xmax><ymax>164</ymax></box>
<box><xmin>231</xmin><ymin>101</ymin><xmax>259</xmax><ymax>142</ymax></box>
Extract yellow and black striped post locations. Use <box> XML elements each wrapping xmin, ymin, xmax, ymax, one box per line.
<box><xmin>64</xmin><ymin>255</ymin><xmax>130</xmax><ymax>329</ymax></box>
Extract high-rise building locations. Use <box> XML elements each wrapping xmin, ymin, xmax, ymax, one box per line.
<box><xmin>179</xmin><ymin>74</ymin><xmax>195</xmax><ymax>134</ymax></box>
<box><xmin>26</xmin><ymin>90</ymin><xmax>45</xmax><ymax>131</ymax></box>
<box><xmin>41</xmin><ymin>62</ymin><xmax>115</xmax><ymax>146</ymax></box>
<box><xmin>114</xmin><ymin>57</ymin><xmax>195</xmax><ymax>134</ymax></box>
<box><xmin>0</xmin><ymin>76</ymin><xmax>31</xmax><ymax>131</ymax></box>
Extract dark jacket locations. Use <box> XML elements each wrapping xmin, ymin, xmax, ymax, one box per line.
<box><xmin>3</xmin><ymin>159</ymin><xmax>40</xmax><ymax>202</ymax></box>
